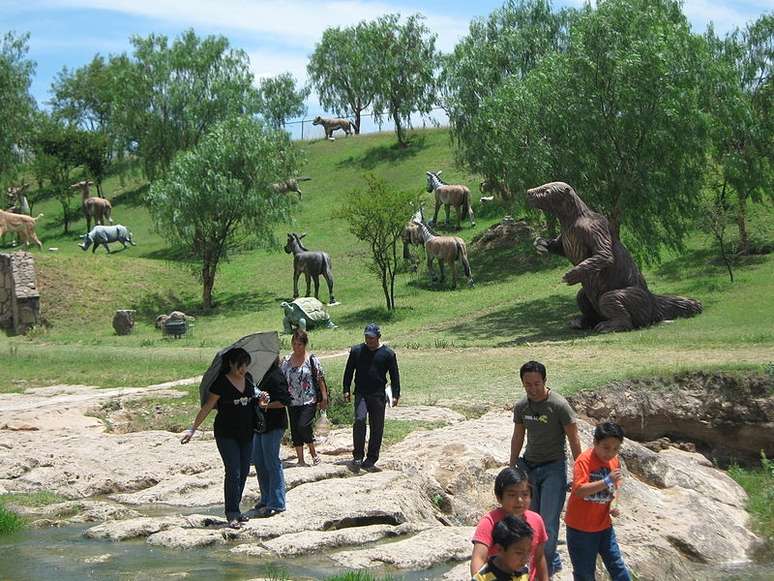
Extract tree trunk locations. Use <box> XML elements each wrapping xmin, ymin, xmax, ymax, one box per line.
<box><xmin>609</xmin><ymin>197</ymin><xmax>623</xmax><ymax>241</ymax></box>
<box><xmin>202</xmin><ymin>262</ymin><xmax>216</xmax><ymax>310</ymax></box>
<box><xmin>736</xmin><ymin>193</ymin><xmax>750</xmax><ymax>255</ymax></box>
<box><xmin>393</xmin><ymin>112</ymin><xmax>406</xmax><ymax>147</ymax></box>
<box><xmin>354</xmin><ymin>110</ymin><xmax>362</xmax><ymax>135</ymax></box>
<box><xmin>381</xmin><ymin>270</ymin><xmax>391</xmax><ymax>311</ymax></box>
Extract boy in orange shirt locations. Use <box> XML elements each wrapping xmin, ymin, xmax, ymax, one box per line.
<box><xmin>564</xmin><ymin>422</ymin><xmax>631</xmax><ymax>581</ymax></box>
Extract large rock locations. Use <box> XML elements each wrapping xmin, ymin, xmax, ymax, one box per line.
<box><xmin>147</xmin><ymin>527</ymin><xmax>226</xmax><ymax>549</ymax></box>
<box><xmin>84</xmin><ymin>514</ymin><xmax>224</xmax><ymax>541</ymax></box>
<box><xmin>330</xmin><ymin>526</ymin><xmax>474</xmax><ymax>569</ymax></box>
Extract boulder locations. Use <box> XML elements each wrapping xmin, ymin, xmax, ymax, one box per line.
<box><xmin>330</xmin><ymin>526</ymin><xmax>474</xmax><ymax>569</ymax></box>
<box><xmin>112</xmin><ymin>309</ymin><xmax>135</xmax><ymax>335</ymax></box>
<box><xmin>147</xmin><ymin>527</ymin><xmax>226</xmax><ymax>549</ymax></box>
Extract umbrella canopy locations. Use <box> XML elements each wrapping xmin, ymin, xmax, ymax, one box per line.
<box><xmin>199</xmin><ymin>331</ymin><xmax>280</xmax><ymax>406</ymax></box>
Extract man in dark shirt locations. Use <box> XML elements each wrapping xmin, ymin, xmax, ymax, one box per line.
<box><xmin>343</xmin><ymin>323</ymin><xmax>400</xmax><ymax>471</ymax></box>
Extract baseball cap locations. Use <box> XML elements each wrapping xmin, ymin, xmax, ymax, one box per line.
<box><xmin>364</xmin><ymin>323</ymin><xmax>381</xmax><ymax>337</ymax></box>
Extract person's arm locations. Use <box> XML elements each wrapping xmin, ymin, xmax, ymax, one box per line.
<box><xmin>509</xmin><ymin>422</ymin><xmax>526</xmax><ymax>467</ymax></box>
<box><xmin>180</xmin><ymin>393</ymin><xmax>219</xmax><ymax>443</ymax></box>
<box><xmin>564</xmin><ymin>422</ymin><xmax>582</xmax><ymax>460</ymax></box>
<box><xmin>342</xmin><ymin>347</ymin><xmax>357</xmax><ymax>402</ymax></box>
<box><xmin>470</xmin><ymin>542</ymin><xmax>489</xmax><ymax>576</ymax></box>
<box><xmin>534</xmin><ymin>543</ymin><xmax>549</xmax><ymax>581</ymax></box>
<box><xmin>574</xmin><ymin>468</ymin><xmax>622</xmax><ymax>498</ymax></box>
<box><xmin>388</xmin><ymin>350</ymin><xmax>400</xmax><ymax>406</ymax></box>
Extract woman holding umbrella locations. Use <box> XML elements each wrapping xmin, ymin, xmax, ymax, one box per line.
<box><xmin>181</xmin><ymin>347</ymin><xmax>263</xmax><ymax>529</ymax></box>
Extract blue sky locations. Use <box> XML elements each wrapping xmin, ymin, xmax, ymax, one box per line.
<box><xmin>3</xmin><ymin>0</ymin><xmax>772</xmax><ymax>114</ymax></box>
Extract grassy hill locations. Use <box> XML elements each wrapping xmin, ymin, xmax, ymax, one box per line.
<box><xmin>1</xmin><ymin>128</ymin><xmax>772</xmax><ymax>399</ymax></box>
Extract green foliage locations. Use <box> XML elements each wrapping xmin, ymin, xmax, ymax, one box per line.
<box><xmin>367</xmin><ymin>14</ymin><xmax>438</xmax><ymax>146</ymax></box>
<box><xmin>728</xmin><ymin>453</ymin><xmax>774</xmax><ymax>545</ymax></box>
<box><xmin>146</xmin><ymin>116</ymin><xmax>300</xmax><ymax>309</ymax></box>
<box><xmin>307</xmin><ymin>23</ymin><xmax>379</xmax><ymax>134</ymax></box>
<box><xmin>256</xmin><ymin>72</ymin><xmax>308</xmax><ymax>128</ymax></box>
<box><xmin>326</xmin><ymin>572</ymin><xmax>394</xmax><ymax>581</ymax></box>
<box><xmin>0</xmin><ymin>31</ymin><xmax>36</xmax><ymax>178</ymax></box>
<box><xmin>116</xmin><ymin>29</ymin><xmax>258</xmax><ymax>179</ymax></box>
<box><xmin>339</xmin><ymin>174</ymin><xmax>419</xmax><ymax>309</ymax></box>
<box><xmin>0</xmin><ymin>491</ymin><xmax>66</xmax><ymax>507</ymax></box>
<box><xmin>0</xmin><ymin>505</ymin><xmax>23</xmax><ymax>536</ymax></box>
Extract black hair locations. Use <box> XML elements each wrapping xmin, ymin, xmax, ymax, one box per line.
<box><xmin>494</xmin><ymin>466</ymin><xmax>530</xmax><ymax>500</ymax></box>
<box><xmin>221</xmin><ymin>347</ymin><xmax>251</xmax><ymax>374</ymax></box>
<box><xmin>593</xmin><ymin>421</ymin><xmax>625</xmax><ymax>443</ymax></box>
<box><xmin>519</xmin><ymin>360</ymin><xmax>546</xmax><ymax>380</ymax></box>
<box><xmin>492</xmin><ymin>514</ymin><xmax>533</xmax><ymax>550</ymax></box>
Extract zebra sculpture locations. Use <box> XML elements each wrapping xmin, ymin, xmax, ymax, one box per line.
<box><xmin>284</xmin><ymin>232</ymin><xmax>337</xmax><ymax>304</ymax></box>
<box><xmin>412</xmin><ymin>210</ymin><xmax>473</xmax><ymax>288</ymax></box>
<box><xmin>425</xmin><ymin>171</ymin><xmax>475</xmax><ymax>230</ymax></box>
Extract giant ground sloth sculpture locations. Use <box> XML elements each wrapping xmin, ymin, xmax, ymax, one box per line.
<box><xmin>527</xmin><ymin>181</ymin><xmax>702</xmax><ymax>333</ymax></box>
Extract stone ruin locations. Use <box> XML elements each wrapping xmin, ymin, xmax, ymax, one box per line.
<box><xmin>0</xmin><ymin>252</ymin><xmax>40</xmax><ymax>335</ymax></box>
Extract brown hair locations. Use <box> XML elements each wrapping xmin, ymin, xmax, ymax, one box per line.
<box><xmin>291</xmin><ymin>328</ymin><xmax>309</xmax><ymax>346</ymax></box>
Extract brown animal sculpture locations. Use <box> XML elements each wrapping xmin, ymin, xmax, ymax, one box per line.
<box><xmin>271</xmin><ymin>177</ymin><xmax>312</xmax><ymax>200</ymax></box>
<box><xmin>527</xmin><ymin>181</ymin><xmax>702</xmax><ymax>333</ymax></box>
<box><xmin>312</xmin><ymin>116</ymin><xmax>353</xmax><ymax>140</ymax></box>
<box><xmin>0</xmin><ymin>209</ymin><xmax>44</xmax><ymax>250</ymax></box>
<box><xmin>401</xmin><ymin>220</ymin><xmax>424</xmax><ymax>261</ymax></box>
<box><xmin>412</xmin><ymin>210</ymin><xmax>473</xmax><ymax>288</ymax></box>
<box><xmin>72</xmin><ymin>180</ymin><xmax>112</xmax><ymax>232</ymax></box>
<box><xmin>426</xmin><ymin>170</ymin><xmax>475</xmax><ymax>229</ymax></box>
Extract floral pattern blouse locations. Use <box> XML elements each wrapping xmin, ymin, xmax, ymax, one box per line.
<box><xmin>280</xmin><ymin>354</ymin><xmax>325</xmax><ymax>407</ymax></box>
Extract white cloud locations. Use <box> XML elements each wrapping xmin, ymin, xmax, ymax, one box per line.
<box><xmin>681</xmin><ymin>0</ymin><xmax>766</xmax><ymax>34</ymax></box>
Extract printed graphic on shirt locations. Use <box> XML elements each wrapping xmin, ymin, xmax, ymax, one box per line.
<box><xmin>522</xmin><ymin>413</ymin><xmax>549</xmax><ymax>424</ymax></box>
<box><xmin>585</xmin><ymin>466</ymin><xmax>615</xmax><ymax>504</ymax></box>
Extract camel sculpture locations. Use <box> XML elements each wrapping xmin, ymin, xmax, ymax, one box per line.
<box><xmin>527</xmin><ymin>181</ymin><xmax>702</xmax><ymax>333</ymax></box>
<box><xmin>426</xmin><ymin>171</ymin><xmax>475</xmax><ymax>229</ymax></box>
<box><xmin>72</xmin><ymin>180</ymin><xmax>112</xmax><ymax>232</ymax></box>
<box><xmin>412</xmin><ymin>209</ymin><xmax>473</xmax><ymax>288</ymax></box>
<box><xmin>271</xmin><ymin>177</ymin><xmax>312</xmax><ymax>200</ymax></box>
<box><xmin>7</xmin><ymin>184</ymin><xmax>31</xmax><ymax>216</ymax></box>
<box><xmin>0</xmin><ymin>209</ymin><xmax>44</xmax><ymax>250</ymax></box>
<box><xmin>312</xmin><ymin>116</ymin><xmax>353</xmax><ymax>140</ymax></box>
<box><xmin>284</xmin><ymin>232</ymin><xmax>337</xmax><ymax>304</ymax></box>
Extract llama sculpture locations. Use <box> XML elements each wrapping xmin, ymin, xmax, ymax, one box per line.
<box><xmin>426</xmin><ymin>170</ymin><xmax>475</xmax><ymax>229</ymax></box>
<box><xmin>284</xmin><ymin>232</ymin><xmax>337</xmax><ymax>304</ymax></box>
<box><xmin>412</xmin><ymin>210</ymin><xmax>473</xmax><ymax>288</ymax></box>
<box><xmin>72</xmin><ymin>180</ymin><xmax>112</xmax><ymax>232</ymax></box>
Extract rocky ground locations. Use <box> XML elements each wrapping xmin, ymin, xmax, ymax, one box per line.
<box><xmin>0</xmin><ymin>379</ymin><xmax>766</xmax><ymax>580</ymax></box>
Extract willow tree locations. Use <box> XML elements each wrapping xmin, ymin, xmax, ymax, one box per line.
<box><xmin>256</xmin><ymin>72</ymin><xmax>308</xmax><ymax>129</ymax></box>
<box><xmin>147</xmin><ymin>117</ymin><xmax>300</xmax><ymax>309</ymax></box>
<box><xmin>0</xmin><ymin>32</ymin><xmax>36</xmax><ymax>178</ymax></box>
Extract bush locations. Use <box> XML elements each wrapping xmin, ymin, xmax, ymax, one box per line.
<box><xmin>0</xmin><ymin>505</ymin><xmax>23</xmax><ymax>536</ymax></box>
<box><xmin>728</xmin><ymin>453</ymin><xmax>774</xmax><ymax>545</ymax></box>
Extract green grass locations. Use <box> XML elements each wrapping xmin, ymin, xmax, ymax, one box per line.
<box><xmin>1</xmin><ymin>127</ymin><xmax>772</xmax><ymax>397</ymax></box>
<box><xmin>0</xmin><ymin>491</ymin><xmax>67</xmax><ymax>508</ymax></box>
<box><xmin>728</xmin><ymin>454</ymin><xmax>774</xmax><ymax>548</ymax></box>
<box><xmin>0</xmin><ymin>505</ymin><xmax>23</xmax><ymax>536</ymax></box>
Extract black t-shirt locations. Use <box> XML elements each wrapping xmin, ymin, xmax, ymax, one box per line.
<box><xmin>209</xmin><ymin>373</ymin><xmax>256</xmax><ymax>441</ymax></box>
<box><xmin>258</xmin><ymin>366</ymin><xmax>291</xmax><ymax>432</ymax></box>
<box><xmin>342</xmin><ymin>343</ymin><xmax>401</xmax><ymax>398</ymax></box>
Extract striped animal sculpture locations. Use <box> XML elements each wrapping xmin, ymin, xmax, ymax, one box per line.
<box><xmin>426</xmin><ymin>170</ymin><xmax>475</xmax><ymax>229</ymax></box>
<box><xmin>412</xmin><ymin>210</ymin><xmax>473</xmax><ymax>288</ymax></box>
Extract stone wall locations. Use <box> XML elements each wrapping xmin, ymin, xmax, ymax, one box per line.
<box><xmin>0</xmin><ymin>252</ymin><xmax>40</xmax><ymax>335</ymax></box>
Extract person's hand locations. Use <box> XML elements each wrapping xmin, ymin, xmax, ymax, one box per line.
<box><xmin>319</xmin><ymin>396</ymin><xmax>329</xmax><ymax>411</ymax></box>
<box><xmin>180</xmin><ymin>428</ymin><xmax>194</xmax><ymax>444</ymax></box>
<box><xmin>344</xmin><ymin>392</ymin><xmax>351</xmax><ymax>403</ymax></box>
<box><xmin>392</xmin><ymin>397</ymin><xmax>400</xmax><ymax>407</ymax></box>
<box><xmin>610</xmin><ymin>468</ymin><xmax>623</xmax><ymax>484</ymax></box>
<box><xmin>610</xmin><ymin>508</ymin><xmax>621</xmax><ymax>518</ymax></box>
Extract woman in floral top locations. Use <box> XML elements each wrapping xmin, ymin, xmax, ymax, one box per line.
<box><xmin>280</xmin><ymin>328</ymin><xmax>329</xmax><ymax>465</ymax></box>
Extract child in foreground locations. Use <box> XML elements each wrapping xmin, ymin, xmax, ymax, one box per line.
<box><xmin>471</xmin><ymin>467</ymin><xmax>549</xmax><ymax>581</ymax></box>
<box><xmin>472</xmin><ymin>515</ymin><xmax>533</xmax><ymax>581</ymax></box>
<box><xmin>564</xmin><ymin>421</ymin><xmax>631</xmax><ymax>581</ymax></box>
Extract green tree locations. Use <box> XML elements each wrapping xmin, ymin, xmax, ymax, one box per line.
<box><xmin>368</xmin><ymin>14</ymin><xmax>438</xmax><ymax>146</ymax></box>
<box><xmin>146</xmin><ymin>117</ymin><xmax>300</xmax><ymax>310</ymax></box>
<box><xmin>339</xmin><ymin>175</ymin><xmax>419</xmax><ymax>310</ymax></box>
<box><xmin>117</xmin><ymin>29</ymin><xmax>259</xmax><ymax>180</ymax></box>
<box><xmin>704</xmin><ymin>16</ymin><xmax>773</xmax><ymax>255</ymax></box>
<box><xmin>256</xmin><ymin>72</ymin><xmax>308</xmax><ymax>129</ymax></box>
<box><xmin>442</xmin><ymin>0</ymin><xmax>577</xmax><ymax>197</ymax></box>
<box><xmin>0</xmin><ymin>31</ymin><xmax>36</xmax><ymax>178</ymax></box>
<box><xmin>307</xmin><ymin>23</ymin><xmax>379</xmax><ymax>134</ymax></box>
<box><xmin>463</xmin><ymin>0</ymin><xmax>710</xmax><ymax>262</ymax></box>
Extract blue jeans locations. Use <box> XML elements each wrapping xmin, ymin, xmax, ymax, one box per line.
<box><xmin>215</xmin><ymin>435</ymin><xmax>253</xmax><ymax>520</ymax></box>
<box><xmin>518</xmin><ymin>458</ymin><xmax>567</xmax><ymax>576</ymax></box>
<box><xmin>567</xmin><ymin>526</ymin><xmax>630</xmax><ymax>581</ymax></box>
<box><xmin>252</xmin><ymin>428</ymin><xmax>286</xmax><ymax>511</ymax></box>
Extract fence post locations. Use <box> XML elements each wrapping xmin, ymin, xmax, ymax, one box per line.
<box><xmin>301</xmin><ymin>119</ymin><xmax>304</xmax><ymax>140</ymax></box>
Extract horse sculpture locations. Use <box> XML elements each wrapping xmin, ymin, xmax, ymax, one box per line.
<box><xmin>284</xmin><ymin>232</ymin><xmax>337</xmax><ymax>304</ymax></box>
<box><xmin>412</xmin><ymin>210</ymin><xmax>473</xmax><ymax>288</ymax></box>
<box><xmin>72</xmin><ymin>180</ymin><xmax>112</xmax><ymax>232</ymax></box>
<box><xmin>426</xmin><ymin>171</ymin><xmax>475</xmax><ymax>230</ymax></box>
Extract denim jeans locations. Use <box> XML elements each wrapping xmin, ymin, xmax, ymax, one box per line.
<box><xmin>215</xmin><ymin>435</ymin><xmax>253</xmax><ymax>520</ymax></box>
<box><xmin>353</xmin><ymin>393</ymin><xmax>386</xmax><ymax>465</ymax></box>
<box><xmin>518</xmin><ymin>457</ymin><xmax>567</xmax><ymax>576</ymax></box>
<box><xmin>252</xmin><ymin>428</ymin><xmax>286</xmax><ymax>510</ymax></box>
<box><xmin>567</xmin><ymin>526</ymin><xmax>631</xmax><ymax>581</ymax></box>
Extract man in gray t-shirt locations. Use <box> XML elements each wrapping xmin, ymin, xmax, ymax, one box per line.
<box><xmin>509</xmin><ymin>360</ymin><xmax>582</xmax><ymax>577</ymax></box>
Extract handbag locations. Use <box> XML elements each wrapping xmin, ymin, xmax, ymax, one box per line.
<box><xmin>309</xmin><ymin>353</ymin><xmax>323</xmax><ymax>402</ymax></box>
<box><xmin>248</xmin><ymin>373</ymin><xmax>268</xmax><ymax>434</ymax></box>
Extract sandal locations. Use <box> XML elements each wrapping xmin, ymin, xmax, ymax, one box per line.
<box><xmin>312</xmin><ymin>455</ymin><xmax>321</xmax><ymax>466</ymax></box>
<box><xmin>238</xmin><ymin>514</ymin><xmax>249</xmax><ymax>522</ymax></box>
<box><xmin>227</xmin><ymin>519</ymin><xmax>242</xmax><ymax>529</ymax></box>
<box><xmin>256</xmin><ymin>507</ymin><xmax>284</xmax><ymax>518</ymax></box>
